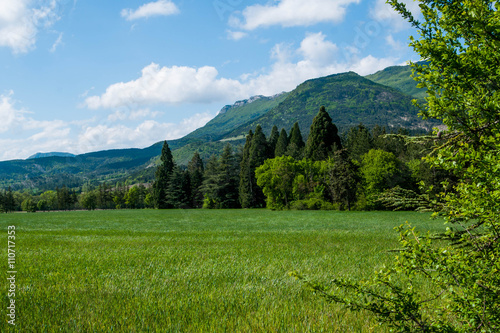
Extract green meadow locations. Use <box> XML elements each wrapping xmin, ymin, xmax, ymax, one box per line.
<box><xmin>1</xmin><ymin>210</ymin><xmax>445</xmax><ymax>332</ymax></box>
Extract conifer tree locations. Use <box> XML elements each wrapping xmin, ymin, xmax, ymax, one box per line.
<box><xmin>274</xmin><ymin>128</ymin><xmax>289</xmax><ymax>157</ymax></box>
<box><xmin>305</xmin><ymin>106</ymin><xmax>342</xmax><ymax>161</ymax></box>
<box><xmin>201</xmin><ymin>155</ymin><xmax>221</xmax><ymax>208</ymax></box>
<box><xmin>3</xmin><ymin>187</ymin><xmax>15</xmax><ymax>212</ymax></box>
<box><xmin>152</xmin><ymin>141</ymin><xmax>175</xmax><ymax>209</ymax></box>
<box><xmin>188</xmin><ymin>152</ymin><xmax>204</xmax><ymax>208</ymax></box>
<box><xmin>286</xmin><ymin>122</ymin><xmax>305</xmax><ymax>159</ymax></box>
<box><xmin>218</xmin><ymin>144</ymin><xmax>240</xmax><ymax>208</ymax></box>
<box><xmin>248</xmin><ymin>125</ymin><xmax>268</xmax><ymax>207</ymax></box>
<box><xmin>239</xmin><ymin>130</ymin><xmax>254</xmax><ymax>208</ymax></box>
<box><xmin>166</xmin><ymin>166</ymin><xmax>190</xmax><ymax>208</ymax></box>
<box><xmin>268</xmin><ymin>125</ymin><xmax>279</xmax><ymax>158</ymax></box>
<box><xmin>345</xmin><ymin>124</ymin><xmax>373</xmax><ymax>161</ymax></box>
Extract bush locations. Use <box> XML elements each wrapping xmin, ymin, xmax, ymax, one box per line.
<box><xmin>290</xmin><ymin>198</ymin><xmax>336</xmax><ymax>210</ymax></box>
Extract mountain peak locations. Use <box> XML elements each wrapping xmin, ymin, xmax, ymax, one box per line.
<box><xmin>27</xmin><ymin>152</ymin><xmax>76</xmax><ymax>159</ymax></box>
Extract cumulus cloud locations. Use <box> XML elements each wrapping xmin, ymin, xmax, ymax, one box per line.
<box><xmin>0</xmin><ymin>90</ymin><xmax>216</xmax><ymax>160</ymax></box>
<box><xmin>231</xmin><ymin>0</ymin><xmax>360</xmax><ymax>30</ymax></box>
<box><xmin>0</xmin><ymin>91</ymin><xmax>28</xmax><ymax>133</ymax></box>
<box><xmin>85</xmin><ymin>64</ymin><xmax>246</xmax><ymax>109</ymax></box>
<box><xmin>370</xmin><ymin>0</ymin><xmax>421</xmax><ymax>31</ymax></box>
<box><xmin>121</xmin><ymin>0</ymin><xmax>180</xmax><ymax>21</ymax></box>
<box><xmin>0</xmin><ymin>0</ymin><xmax>61</xmax><ymax>53</ymax></box>
<box><xmin>78</xmin><ymin>112</ymin><xmax>214</xmax><ymax>153</ymax></box>
<box><xmin>85</xmin><ymin>32</ymin><xmax>399</xmax><ymax>109</ymax></box>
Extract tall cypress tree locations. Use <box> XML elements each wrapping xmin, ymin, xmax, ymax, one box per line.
<box><xmin>218</xmin><ymin>144</ymin><xmax>240</xmax><ymax>208</ymax></box>
<box><xmin>152</xmin><ymin>141</ymin><xmax>175</xmax><ymax>209</ymax></box>
<box><xmin>201</xmin><ymin>155</ymin><xmax>221</xmax><ymax>208</ymax></box>
<box><xmin>248</xmin><ymin>125</ymin><xmax>268</xmax><ymax>207</ymax></box>
<box><xmin>268</xmin><ymin>125</ymin><xmax>279</xmax><ymax>158</ymax></box>
<box><xmin>166</xmin><ymin>166</ymin><xmax>190</xmax><ymax>208</ymax></box>
<box><xmin>286</xmin><ymin>122</ymin><xmax>305</xmax><ymax>160</ymax></box>
<box><xmin>305</xmin><ymin>106</ymin><xmax>342</xmax><ymax>161</ymax></box>
<box><xmin>188</xmin><ymin>152</ymin><xmax>204</xmax><ymax>208</ymax></box>
<box><xmin>345</xmin><ymin>123</ymin><xmax>373</xmax><ymax>161</ymax></box>
<box><xmin>239</xmin><ymin>130</ymin><xmax>254</xmax><ymax>208</ymax></box>
<box><xmin>274</xmin><ymin>128</ymin><xmax>289</xmax><ymax>157</ymax></box>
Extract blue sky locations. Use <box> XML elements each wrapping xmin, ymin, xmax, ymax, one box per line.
<box><xmin>0</xmin><ymin>0</ymin><xmax>420</xmax><ymax>161</ymax></box>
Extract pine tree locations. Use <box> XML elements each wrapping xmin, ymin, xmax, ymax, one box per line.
<box><xmin>188</xmin><ymin>152</ymin><xmax>204</xmax><ymax>208</ymax></box>
<box><xmin>305</xmin><ymin>106</ymin><xmax>342</xmax><ymax>161</ymax></box>
<box><xmin>345</xmin><ymin>124</ymin><xmax>373</xmax><ymax>161</ymax></box>
<box><xmin>286</xmin><ymin>122</ymin><xmax>305</xmax><ymax>159</ymax></box>
<box><xmin>152</xmin><ymin>141</ymin><xmax>175</xmax><ymax>209</ymax></box>
<box><xmin>268</xmin><ymin>125</ymin><xmax>279</xmax><ymax>158</ymax></box>
<box><xmin>166</xmin><ymin>167</ymin><xmax>190</xmax><ymax>208</ymax></box>
<box><xmin>239</xmin><ymin>130</ymin><xmax>254</xmax><ymax>208</ymax></box>
<box><xmin>3</xmin><ymin>187</ymin><xmax>15</xmax><ymax>213</ymax></box>
<box><xmin>248</xmin><ymin>125</ymin><xmax>268</xmax><ymax>207</ymax></box>
<box><xmin>201</xmin><ymin>155</ymin><xmax>222</xmax><ymax>208</ymax></box>
<box><xmin>218</xmin><ymin>144</ymin><xmax>240</xmax><ymax>208</ymax></box>
<box><xmin>274</xmin><ymin>128</ymin><xmax>289</xmax><ymax>157</ymax></box>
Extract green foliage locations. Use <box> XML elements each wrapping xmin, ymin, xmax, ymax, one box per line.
<box><xmin>201</xmin><ymin>145</ymin><xmax>241</xmax><ymax>209</ymax></box>
<box><xmin>360</xmin><ymin>149</ymin><xmax>406</xmax><ymax>208</ymax></box>
<box><xmin>323</xmin><ymin>151</ymin><xmax>360</xmax><ymax>211</ymax></box>
<box><xmin>305</xmin><ymin>106</ymin><xmax>342</xmax><ymax>161</ymax></box>
<box><xmin>366</xmin><ymin>63</ymin><xmax>428</xmax><ymax>100</ymax></box>
<box><xmin>274</xmin><ymin>128</ymin><xmax>289</xmax><ymax>157</ymax></box>
<box><xmin>345</xmin><ymin>124</ymin><xmax>373</xmax><ymax>161</ymax></box>
<box><xmin>80</xmin><ymin>191</ymin><xmax>97</xmax><ymax>211</ymax></box>
<box><xmin>286</xmin><ymin>122</ymin><xmax>305</xmax><ymax>159</ymax></box>
<box><xmin>294</xmin><ymin>0</ymin><xmax>500</xmax><ymax>331</ymax></box>
<box><xmin>125</xmin><ymin>185</ymin><xmax>147</xmax><ymax>209</ymax></box>
<box><xmin>239</xmin><ymin>125</ymin><xmax>268</xmax><ymax>208</ymax></box>
<box><xmin>255</xmin><ymin>156</ymin><xmax>298</xmax><ymax>210</ymax></box>
<box><xmin>187</xmin><ymin>152</ymin><xmax>205</xmax><ymax>208</ymax></box>
<box><xmin>21</xmin><ymin>197</ymin><xmax>37</xmax><ymax>213</ymax></box>
<box><xmin>268</xmin><ymin>125</ymin><xmax>279</xmax><ymax>156</ymax></box>
<box><xmin>238</xmin><ymin>130</ymin><xmax>254</xmax><ymax>208</ymax></box>
<box><xmin>230</xmin><ymin>72</ymin><xmax>439</xmax><ymax>140</ymax></box>
<box><xmin>152</xmin><ymin>141</ymin><xmax>175</xmax><ymax>209</ymax></box>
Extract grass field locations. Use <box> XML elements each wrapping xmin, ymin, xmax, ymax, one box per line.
<box><xmin>0</xmin><ymin>209</ymin><xmax>445</xmax><ymax>332</ymax></box>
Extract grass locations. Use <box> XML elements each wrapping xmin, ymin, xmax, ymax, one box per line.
<box><xmin>0</xmin><ymin>209</ymin><xmax>445</xmax><ymax>332</ymax></box>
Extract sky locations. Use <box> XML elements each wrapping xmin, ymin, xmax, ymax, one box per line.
<box><xmin>0</xmin><ymin>0</ymin><xmax>421</xmax><ymax>161</ymax></box>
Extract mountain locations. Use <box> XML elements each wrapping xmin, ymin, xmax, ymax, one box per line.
<box><xmin>0</xmin><ymin>65</ymin><xmax>438</xmax><ymax>191</ymax></box>
<box><xmin>28</xmin><ymin>152</ymin><xmax>76</xmax><ymax>159</ymax></box>
<box><xmin>181</xmin><ymin>93</ymin><xmax>288</xmax><ymax>142</ymax></box>
<box><xmin>224</xmin><ymin>71</ymin><xmax>437</xmax><ymax>139</ymax></box>
<box><xmin>365</xmin><ymin>63</ymin><xmax>428</xmax><ymax>100</ymax></box>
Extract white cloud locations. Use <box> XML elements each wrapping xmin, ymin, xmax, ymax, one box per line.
<box><xmin>85</xmin><ymin>64</ymin><xmax>246</xmax><ymax>109</ymax></box>
<box><xmin>226</xmin><ymin>30</ymin><xmax>248</xmax><ymax>41</ymax></box>
<box><xmin>50</xmin><ymin>32</ymin><xmax>63</xmax><ymax>52</ymax></box>
<box><xmin>0</xmin><ymin>91</ymin><xmax>75</xmax><ymax>160</ymax></box>
<box><xmin>0</xmin><ymin>91</ymin><xmax>27</xmax><ymax>133</ymax></box>
<box><xmin>0</xmin><ymin>0</ymin><xmax>60</xmax><ymax>53</ymax></box>
<box><xmin>231</xmin><ymin>0</ymin><xmax>360</xmax><ymax>30</ymax></box>
<box><xmin>85</xmin><ymin>32</ymin><xmax>399</xmax><ymax>109</ymax></box>
<box><xmin>121</xmin><ymin>0</ymin><xmax>180</xmax><ymax>21</ymax></box>
<box><xmin>107</xmin><ymin>109</ymin><xmax>162</xmax><ymax>122</ymax></box>
<box><xmin>78</xmin><ymin>112</ymin><xmax>214</xmax><ymax>152</ymax></box>
<box><xmin>370</xmin><ymin>0</ymin><xmax>421</xmax><ymax>31</ymax></box>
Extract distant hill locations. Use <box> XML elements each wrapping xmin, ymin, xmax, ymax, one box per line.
<box><xmin>28</xmin><ymin>152</ymin><xmax>76</xmax><ymax>159</ymax></box>
<box><xmin>225</xmin><ymin>71</ymin><xmax>437</xmax><ymax>139</ymax></box>
<box><xmin>183</xmin><ymin>93</ymin><xmax>288</xmax><ymax>142</ymax></box>
<box><xmin>0</xmin><ymin>65</ymin><xmax>439</xmax><ymax>191</ymax></box>
<box><xmin>365</xmin><ymin>63</ymin><xmax>428</xmax><ymax>100</ymax></box>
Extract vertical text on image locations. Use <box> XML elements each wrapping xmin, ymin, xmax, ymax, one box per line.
<box><xmin>7</xmin><ymin>225</ymin><xmax>16</xmax><ymax>326</ymax></box>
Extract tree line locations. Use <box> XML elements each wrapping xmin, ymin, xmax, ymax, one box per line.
<box><xmin>1</xmin><ymin>106</ymin><xmax>451</xmax><ymax>213</ymax></box>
